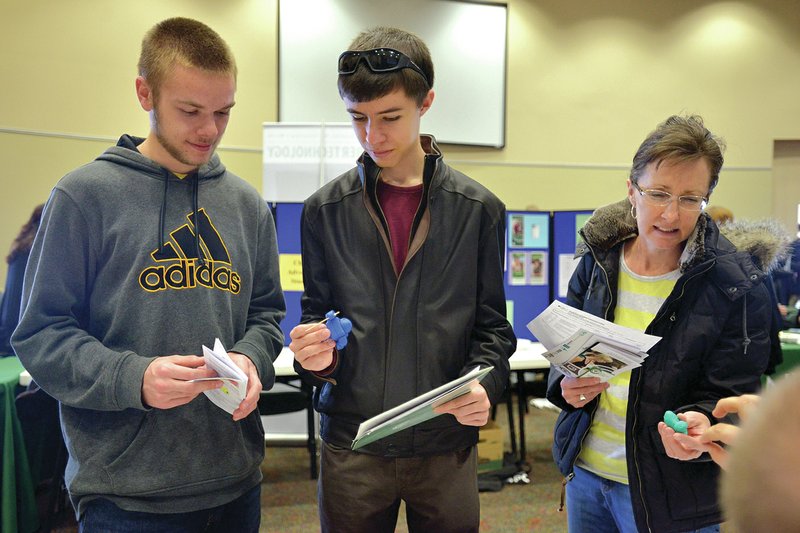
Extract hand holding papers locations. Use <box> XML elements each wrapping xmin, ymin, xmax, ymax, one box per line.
<box><xmin>352</xmin><ymin>366</ymin><xmax>493</xmax><ymax>450</ymax></box>
<box><xmin>527</xmin><ymin>301</ymin><xmax>661</xmax><ymax>382</ymax></box>
<box><xmin>192</xmin><ymin>338</ymin><xmax>248</xmax><ymax>415</ymax></box>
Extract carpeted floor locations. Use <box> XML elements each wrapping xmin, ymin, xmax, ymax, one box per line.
<box><xmin>47</xmin><ymin>393</ymin><xmax>566</xmax><ymax>532</ymax></box>
<box><xmin>259</xmin><ymin>396</ymin><xmax>567</xmax><ymax>532</ymax></box>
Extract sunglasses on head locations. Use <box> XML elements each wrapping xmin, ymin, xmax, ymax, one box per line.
<box><xmin>337</xmin><ymin>48</ymin><xmax>430</xmax><ymax>87</ymax></box>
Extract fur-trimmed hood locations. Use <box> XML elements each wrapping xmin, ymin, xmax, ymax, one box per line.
<box><xmin>579</xmin><ymin>199</ymin><xmax>791</xmax><ymax>273</ymax></box>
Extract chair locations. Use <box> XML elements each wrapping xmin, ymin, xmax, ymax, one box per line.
<box><xmin>258</xmin><ymin>378</ymin><xmax>318</xmax><ymax>479</ymax></box>
<box><xmin>15</xmin><ymin>384</ymin><xmax>69</xmax><ymax>533</ymax></box>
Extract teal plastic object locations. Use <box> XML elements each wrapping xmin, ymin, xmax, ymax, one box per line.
<box><xmin>663</xmin><ymin>410</ymin><xmax>688</xmax><ymax>434</ymax></box>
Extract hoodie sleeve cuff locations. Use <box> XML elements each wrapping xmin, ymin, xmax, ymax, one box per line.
<box><xmin>115</xmin><ymin>352</ymin><xmax>157</xmax><ymax>411</ymax></box>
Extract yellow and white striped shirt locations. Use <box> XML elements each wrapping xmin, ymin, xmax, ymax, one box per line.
<box><xmin>577</xmin><ymin>248</ymin><xmax>679</xmax><ymax>484</ymax></box>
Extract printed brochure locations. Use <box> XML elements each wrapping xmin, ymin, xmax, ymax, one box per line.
<box><xmin>527</xmin><ymin>301</ymin><xmax>662</xmax><ymax>382</ymax></box>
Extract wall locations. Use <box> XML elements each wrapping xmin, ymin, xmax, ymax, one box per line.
<box><xmin>1</xmin><ymin>0</ymin><xmax>799</xmax><ymax>285</ymax></box>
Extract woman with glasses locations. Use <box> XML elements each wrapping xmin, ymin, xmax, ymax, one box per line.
<box><xmin>546</xmin><ymin>115</ymin><xmax>788</xmax><ymax>532</ymax></box>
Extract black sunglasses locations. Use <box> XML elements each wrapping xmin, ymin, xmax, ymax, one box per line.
<box><xmin>337</xmin><ymin>48</ymin><xmax>430</xmax><ymax>87</ymax></box>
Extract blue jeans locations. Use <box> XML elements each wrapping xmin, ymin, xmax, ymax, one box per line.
<box><xmin>79</xmin><ymin>483</ymin><xmax>261</xmax><ymax>533</ymax></box>
<box><xmin>566</xmin><ymin>466</ymin><xmax>719</xmax><ymax>533</ymax></box>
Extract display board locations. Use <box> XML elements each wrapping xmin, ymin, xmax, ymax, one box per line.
<box><xmin>278</xmin><ymin>0</ymin><xmax>508</xmax><ymax>147</ymax></box>
<box><xmin>274</xmin><ymin>203</ymin><xmax>305</xmax><ymax>342</ymax></box>
<box><xmin>504</xmin><ymin>211</ymin><xmax>551</xmax><ymax>341</ymax></box>
<box><xmin>552</xmin><ymin>210</ymin><xmax>593</xmax><ymax>303</ymax></box>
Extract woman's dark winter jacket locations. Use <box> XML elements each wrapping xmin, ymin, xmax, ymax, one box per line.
<box><xmin>546</xmin><ymin>199</ymin><xmax>789</xmax><ymax>533</ymax></box>
<box><xmin>297</xmin><ymin>135</ymin><xmax>516</xmax><ymax>458</ymax></box>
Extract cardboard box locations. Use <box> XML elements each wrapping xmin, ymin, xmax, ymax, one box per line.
<box><xmin>477</xmin><ymin>420</ymin><xmax>504</xmax><ymax>473</ymax></box>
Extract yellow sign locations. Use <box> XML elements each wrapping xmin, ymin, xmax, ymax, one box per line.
<box><xmin>279</xmin><ymin>254</ymin><xmax>304</xmax><ymax>292</ymax></box>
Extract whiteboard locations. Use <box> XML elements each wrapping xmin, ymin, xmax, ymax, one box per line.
<box><xmin>278</xmin><ymin>0</ymin><xmax>507</xmax><ymax>148</ymax></box>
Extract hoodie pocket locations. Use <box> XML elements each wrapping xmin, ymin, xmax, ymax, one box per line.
<box><xmin>105</xmin><ymin>403</ymin><xmax>263</xmax><ymax>497</ymax></box>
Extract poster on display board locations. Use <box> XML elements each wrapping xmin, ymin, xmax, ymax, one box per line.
<box><xmin>508</xmin><ymin>213</ymin><xmax>549</xmax><ymax>249</ymax></box>
<box><xmin>508</xmin><ymin>251</ymin><xmax>548</xmax><ymax>286</ymax></box>
<box><xmin>505</xmin><ymin>211</ymin><xmax>551</xmax><ymax>340</ymax></box>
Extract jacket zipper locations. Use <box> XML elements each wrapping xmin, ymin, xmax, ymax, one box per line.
<box><xmin>372</xmin><ymin>160</ymin><xmax>437</xmax><ymax>414</ymax></box>
<box><xmin>630</xmin><ymin>261</ymin><xmax>714</xmax><ymax>533</ymax></box>
<box><xmin>560</xmin><ymin>241</ymin><xmax>610</xmax><ymax>507</ymax></box>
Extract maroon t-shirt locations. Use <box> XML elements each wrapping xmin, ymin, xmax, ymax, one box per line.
<box><xmin>376</xmin><ymin>179</ymin><xmax>424</xmax><ymax>271</ymax></box>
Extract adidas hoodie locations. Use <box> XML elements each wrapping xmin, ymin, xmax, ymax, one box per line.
<box><xmin>12</xmin><ymin>135</ymin><xmax>285</xmax><ymax>516</ymax></box>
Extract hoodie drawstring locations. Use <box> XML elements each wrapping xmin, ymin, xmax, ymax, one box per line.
<box><xmin>158</xmin><ymin>170</ymin><xmax>204</xmax><ymax>266</ymax></box>
<box><xmin>158</xmin><ymin>170</ymin><xmax>170</xmax><ymax>256</ymax></box>
<box><xmin>193</xmin><ymin>174</ymin><xmax>205</xmax><ymax>266</ymax></box>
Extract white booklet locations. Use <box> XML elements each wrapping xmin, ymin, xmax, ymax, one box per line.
<box><xmin>527</xmin><ymin>301</ymin><xmax>662</xmax><ymax>382</ymax></box>
<box><xmin>351</xmin><ymin>366</ymin><xmax>493</xmax><ymax>450</ymax></box>
<box><xmin>192</xmin><ymin>338</ymin><xmax>248</xmax><ymax>414</ymax></box>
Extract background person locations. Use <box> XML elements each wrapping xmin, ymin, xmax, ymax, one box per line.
<box><xmin>546</xmin><ymin>115</ymin><xmax>785</xmax><ymax>532</ymax></box>
<box><xmin>288</xmin><ymin>26</ymin><xmax>515</xmax><ymax>533</ymax></box>
<box><xmin>0</xmin><ymin>203</ymin><xmax>43</xmax><ymax>355</ymax></box>
<box><xmin>12</xmin><ymin>18</ymin><xmax>285</xmax><ymax>532</ymax></box>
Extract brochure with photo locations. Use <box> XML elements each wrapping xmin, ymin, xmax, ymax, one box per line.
<box><xmin>527</xmin><ymin>301</ymin><xmax>662</xmax><ymax>381</ymax></box>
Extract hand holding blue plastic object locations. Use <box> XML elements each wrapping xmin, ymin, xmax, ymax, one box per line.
<box><xmin>663</xmin><ymin>410</ymin><xmax>688</xmax><ymax>434</ymax></box>
<box><xmin>325</xmin><ymin>310</ymin><xmax>352</xmax><ymax>350</ymax></box>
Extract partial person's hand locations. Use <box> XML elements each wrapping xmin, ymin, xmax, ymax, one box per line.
<box><xmin>696</xmin><ymin>394</ymin><xmax>760</xmax><ymax>468</ymax></box>
<box><xmin>560</xmin><ymin>376</ymin><xmax>609</xmax><ymax>408</ymax></box>
<box><xmin>229</xmin><ymin>352</ymin><xmax>262</xmax><ymax>421</ymax></box>
<box><xmin>289</xmin><ymin>322</ymin><xmax>336</xmax><ymax>372</ymax></box>
<box><xmin>142</xmin><ymin>355</ymin><xmax>222</xmax><ymax>410</ymax></box>
<box><xmin>658</xmin><ymin>411</ymin><xmax>712</xmax><ymax>461</ymax></box>
<box><xmin>779</xmin><ymin>304</ymin><xmax>788</xmax><ymax>317</ymax></box>
<box><xmin>434</xmin><ymin>383</ymin><xmax>491</xmax><ymax>426</ymax></box>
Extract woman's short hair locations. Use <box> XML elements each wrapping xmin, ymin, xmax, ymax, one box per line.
<box><xmin>630</xmin><ymin>115</ymin><xmax>726</xmax><ymax>195</ymax></box>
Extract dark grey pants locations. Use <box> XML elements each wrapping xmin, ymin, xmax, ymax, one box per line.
<box><xmin>318</xmin><ymin>442</ymin><xmax>479</xmax><ymax>533</ymax></box>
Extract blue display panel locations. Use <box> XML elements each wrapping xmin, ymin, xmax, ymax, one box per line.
<box><xmin>504</xmin><ymin>211</ymin><xmax>551</xmax><ymax>341</ymax></box>
<box><xmin>552</xmin><ymin>211</ymin><xmax>593</xmax><ymax>304</ymax></box>
<box><xmin>274</xmin><ymin>203</ymin><xmax>304</xmax><ymax>342</ymax></box>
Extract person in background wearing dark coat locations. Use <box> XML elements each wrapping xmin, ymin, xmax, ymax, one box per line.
<box><xmin>546</xmin><ymin>115</ymin><xmax>788</xmax><ymax>533</ymax></box>
<box><xmin>0</xmin><ymin>203</ymin><xmax>44</xmax><ymax>355</ymax></box>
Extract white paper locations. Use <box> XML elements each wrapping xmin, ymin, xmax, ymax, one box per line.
<box><xmin>527</xmin><ymin>301</ymin><xmax>662</xmax><ymax>382</ymax></box>
<box><xmin>558</xmin><ymin>254</ymin><xmax>581</xmax><ymax>298</ymax></box>
<box><xmin>195</xmin><ymin>338</ymin><xmax>248</xmax><ymax>415</ymax></box>
<box><xmin>352</xmin><ymin>366</ymin><xmax>493</xmax><ymax>448</ymax></box>
<box><xmin>527</xmin><ymin>301</ymin><xmax>660</xmax><ymax>352</ymax></box>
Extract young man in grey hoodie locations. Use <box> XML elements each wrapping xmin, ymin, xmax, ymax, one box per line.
<box><xmin>12</xmin><ymin>17</ymin><xmax>284</xmax><ymax>532</ymax></box>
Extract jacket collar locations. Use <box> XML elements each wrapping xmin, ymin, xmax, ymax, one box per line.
<box><xmin>578</xmin><ymin>198</ymin><xmax>791</xmax><ymax>274</ymax></box>
<box><xmin>357</xmin><ymin>134</ymin><xmax>442</xmax><ymax>189</ymax></box>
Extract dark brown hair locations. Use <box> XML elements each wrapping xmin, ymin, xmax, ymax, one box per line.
<box><xmin>630</xmin><ymin>115</ymin><xmax>726</xmax><ymax>195</ymax></box>
<box><xmin>7</xmin><ymin>203</ymin><xmax>44</xmax><ymax>263</ymax></box>
<box><xmin>338</xmin><ymin>26</ymin><xmax>433</xmax><ymax>106</ymax></box>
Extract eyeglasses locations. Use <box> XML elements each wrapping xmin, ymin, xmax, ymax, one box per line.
<box><xmin>338</xmin><ymin>48</ymin><xmax>430</xmax><ymax>87</ymax></box>
<box><xmin>632</xmin><ymin>181</ymin><xmax>708</xmax><ymax>212</ymax></box>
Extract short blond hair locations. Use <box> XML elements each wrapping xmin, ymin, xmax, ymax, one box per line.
<box><xmin>721</xmin><ymin>373</ymin><xmax>800</xmax><ymax>531</ymax></box>
<box><xmin>138</xmin><ymin>17</ymin><xmax>236</xmax><ymax>98</ymax></box>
